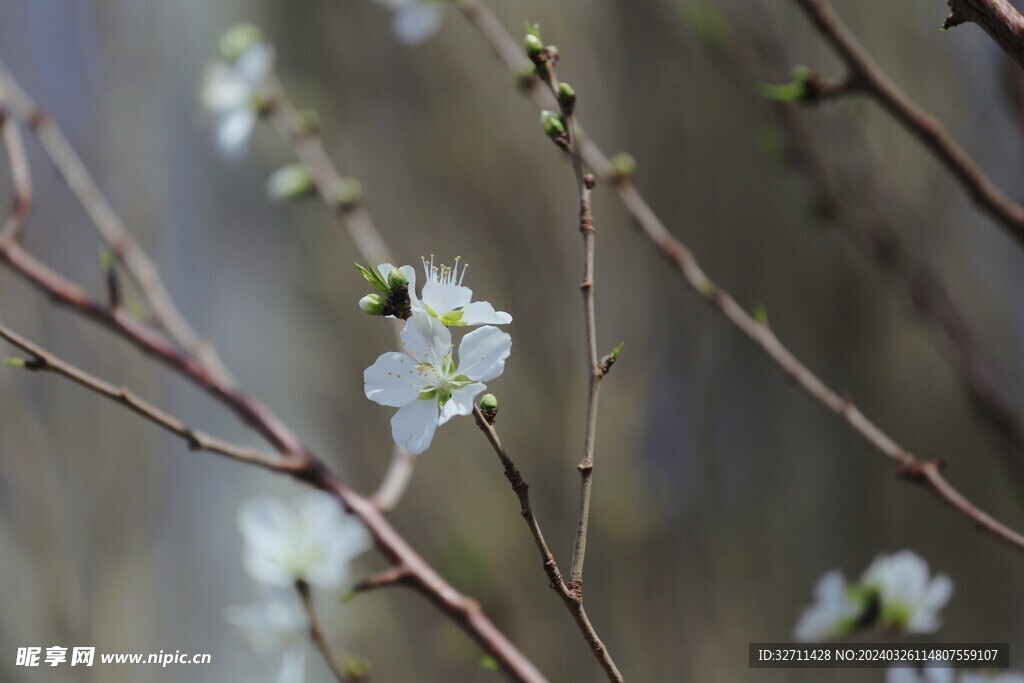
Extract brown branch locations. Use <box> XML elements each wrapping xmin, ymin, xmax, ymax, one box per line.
<box><xmin>0</xmin><ymin>90</ymin><xmax>32</xmax><ymax>242</ymax></box>
<box><xmin>472</xmin><ymin>406</ymin><xmax>623</xmax><ymax>683</ymax></box>
<box><xmin>0</xmin><ymin>62</ymin><xmax>236</xmax><ymax>388</ymax></box>
<box><xmin>295</xmin><ymin>580</ymin><xmax>364</xmax><ymax>683</ymax></box>
<box><xmin>351</xmin><ymin>564</ymin><xmax>414</xmax><ymax>595</ymax></box>
<box><xmin>696</xmin><ymin>4</ymin><xmax>1024</xmax><ymax>486</ymax></box>
<box><xmin>0</xmin><ymin>324</ymin><xmax>285</xmax><ymax>472</ymax></box>
<box><xmin>943</xmin><ymin>0</ymin><xmax>1024</xmax><ymax>71</ymax></box>
<box><xmin>532</xmin><ymin>46</ymin><xmax>607</xmax><ymax>599</ymax></box>
<box><xmin>262</xmin><ymin>72</ymin><xmax>415</xmax><ymax>513</ymax></box>
<box><xmin>0</xmin><ymin>69</ymin><xmax>547</xmax><ymax>683</ymax></box>
<box><xmin>788</xmin><ymin>0</ymin><xmax>1024</xmax><ymax>248</ymax></box>
<box><xmin>456</xmin><ymin>0</ymin><xmax>1024</xmax><ymax>555</ymax></box>
<box><xmin>0</xmin><ymin>240</ymin><xmax>547</xmax><ymax>682</ymax></box>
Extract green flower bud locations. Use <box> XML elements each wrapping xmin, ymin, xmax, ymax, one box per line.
<box><xmin>266</xmin><ymin>164</ymin><xmax>315</xmax><ymax>202</ymax></box>
<box><xmin>335</xmin><ymin>177</ymin><xmax>363</xmax><ymax>209</ymax></box>
<box><xmin>609</xmin><ymin>152</ymin><xmax>637</xmax><ymax>180</ymax></box>
<box><xmin>359</xmin><ymin>293</ymin><xmax>388</xmax><ymax>316</ymax></box>
<box><xmin>387</xmin><ymin>267</ymin><xmax>408</xmax><ymax>291</ymax></box>
<box><xmin>219</xmin><ymin>24</ymin><xmax>263</xmax><ymax>63</ymax></box>
<box><xmin>524</xmin><ymin>33</ymin><xmax>544</xmax><ymax>61</ymax></box>
<box><xmin>540</xmin><ymin>110</ymin><xmax>565</xmax><ymax>138</ymax></box>
<box><xmin>557</xmin><ymin>82</ymin><xmax>576</xmax><ymax>111</ymax></box>
<box><xmin>479</xmin><ymin>393</ymin><xmax>499</xmax><ymax>424</ymax></box>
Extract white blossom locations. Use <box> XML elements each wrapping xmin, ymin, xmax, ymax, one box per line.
<box><xmin>862</xmin><ymin>550</ymin><xmax>953</xmax><ymax>634</ymax></box>
<box><xmin>224</xmin><ymin>598</ymin><xmax>308</xmax><ymax>683</ymax></box>
<box><xmin>201</xmin><ymin>35</ymin><xmax>274</xmax><ymax>157</ymax></box>
<box><xmin>375</xmin><ymin>258</ymin><xmax>512</xmax><ymax>327</ymax></box>
<box><xmin>238</xmin><ymin>491</ymin><xmax>371</xmax><ymax>590</ymax></box>
<box><xmin>364</xmin><ymin>312</ymin><xmax>511</xmax><ymax>454</ymax></box>
<box><xmin>794</xmin><ymin>570</ymin><xmax>863</xmax><ymax>642</ymax></box>
<box><xmin>372</xmin><ymin>0</ymin><xmax>445</xmax><ymax>45</ymax></box>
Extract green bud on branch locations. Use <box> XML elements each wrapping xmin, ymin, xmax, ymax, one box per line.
<box><xmin>266</xmin><ymin>163</ymin><xmax>316</xmax><ymax>202</ymax></box>
<box><xmin>479</xmin><ymin>393</ymin><xmax>499</xmax><ymax>424</ymax></box>
<box><xmin>335</xmin><ymin>177</ymin><xmax>363</xmax><ymax>210</ymax></box>
<box><xmin>387</xmin><ymin>267</ymin><xmax>408</xmax><ymax>291</ymax></box>
<box><xmin>609</xmin><ymin>152</ymin><xmax>637</xmax><ymax>182</ymax></box>
<box><xmin>557</xmin><ymin>82</ymin><xmax>576</xmax><ymax>114</ymax></box>
<box><xmin>219</xmin><ymin>24</ymin><xmax>262</xmax><ymax>63</ymax></box>
<box><xmin>359</xmin><ymin>294</ymin><xmax>389</xmax><ymax>316</ymax></box>
<box><xmin>540</xmin><ymin>110</ymin><xmax>565</xmax><ymax>137</ymax></box>
<box><xmin>524</xmin><ymin>33</ymin><xmax>544</xmax><ymax>61</ymax></box>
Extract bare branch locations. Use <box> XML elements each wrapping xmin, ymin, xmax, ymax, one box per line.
<box><xmin>262</xmin><ymin>72</ymin><xmax>416</xmax><ymax>513</ymax></box>
<box><xmin>943</xmin><ymin>0</ymin><xmax>1024</xmax><ymax>71</ymax></box>
<box><xmin>0</xmin><ymin>62</ymin><xmax>236</xmax><ymax>387</ymax></box>
<box><xmin>0</xmin><ymin>324</ymin><xmax>285</xmax><ymax>472</ymax></box>
<box><xmin>295</xmin><ymin>580</ymin><xmax>364</xmax><ymax>683</ymax></box>
<box><xmin>789</xmin><ymin>0</ymin><xmax>1024</xmax><ymax>248</ymax></box>
<box><xmin>0</xmin><ymin>66</ymin><xmax>548</xmax><ymax>683</ymax></box>
<box><xmin>472</xmin><ymin>407</ymin><xmax>623</xmax><ymax>683</ymax></box>
<box><xmin>0</xmin><ymin>88</ymin><xmax>31</xmax><ymax>242</ymax></box>
<box><xmin>457</xmin><ymin>0</ymin><xmax>1024</xmax><ymax>555</ymax></box>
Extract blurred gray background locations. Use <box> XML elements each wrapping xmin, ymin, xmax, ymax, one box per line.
<box><xmin>1</xmin><ymin>0</ymin><xmax>1023</xmax><ymax>680</ymax></box>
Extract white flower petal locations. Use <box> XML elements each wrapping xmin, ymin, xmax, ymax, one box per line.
<box><xmin>277</xmin><ymin>646</ymin><xmax>307</xmax><ymax>683</ymax></box>
<box><xmin>439</xmin><ymin>382</ymin><xmax>485</xmax><ymax>426</ymax></box>
<box><xmin>201</xmin><ymin>64</ymin><xmax>249</xmax><ymax>110</ymax></box>
<box><xmin>237</xmin><ymin>43</ymin><xmax>274</xmax><ymax>82</ymax></box>
<box><xmin>401</xmin><ymin>312</ymin><xmax>451</xmax><ymax>364</ymax></box>
<box><xmin>365</xmin><ymin>351</ymin><xmax>425</xmax><ymax>407</ymax></box>
<box><xmin>216</xmin><ymin>108</ymin><xmax>257</xmax><ymax>156</ymax></box>
<box><xmin>225</xmin><ymin>599</ymin><xmax>308</xmax><ymax>653</ymax></box>
<box><xmin>393</xmin><ymin>3</ymin><xmax>445</xmax><ymax>45</ymax></box>
<box><xmin>421</xmin><ymin>281</ymin><xmax>472</xmax><ymax>317</ymax></box>
<box><xmin>456</xmin><ymin>325</ymin><xmax>511</xmax><ymax>382</ymax></box>
<box><xmin>391</xmin><ymin>398</ymin><xmax>439</xmax><ymax>454</ymax></box>
<box><xmin>460</xmin><ymin>300</ymin><xmax>512</xmax><ymax>325</ymax></box>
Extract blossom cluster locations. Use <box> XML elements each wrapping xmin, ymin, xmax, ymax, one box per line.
<box><xmin>225</xmin><ymin>492</ymin><xmax>371</xmax><ymax>683</ymax></box>
<box><xmin>360</xmin><ymin>258</ymin><xmax>512</xmax><ymax>454</ymax></box>
<box><xmin>795</xmin><ymin>550</ymin><xmax>953</xmax><ymax>642</ymax></box>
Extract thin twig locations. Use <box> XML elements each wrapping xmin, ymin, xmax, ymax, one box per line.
<box><xmin>472</xmin><ymin>407</ymin><xmax>623</xmax><ymax>683</ymax></box>
<box><xmin>0</xmin><ymin>324</ymin><xmax>285</xmax><ymax>472</ymax></box>
<box><xmin>0</xmin><ymin>62</ymin><xmax>235</xmax><ymax>387</ymax></box>
<box><xmin>295</xmin><ymin>580</ymin><xmax>362</xmax><ymax>683</ymax></box>
<box><xmin>0</xmin><ymin>89</ymin><xmax>31</xmax><ymax>243</ymax></box>
<box><xmin>0</xmin><ymin>67</ymin><xmax>547</xmax><ymax>683</ymax></box>
<box><xmin>789</xmin><ymin>0</ymin><xmax>1024</xmax><ymax>248</ymax></box>
<box><xmin>696</xmin><ymin>4</ymin><xmax>1024</xmax><ymax>486</ymax></box>
<box><xmin>942</xmin><ymin>0</ymin><xmax>1024</xmax><ymax>71</ymax></box>
<box><xmin>262</xmin><ymin>73</ymin><xmax>415</xmax><ymax>512</ymax></box>
<box><xmin>351</xmin><ymin>564</ymin><xmax>414</xmax><ymax>595</ymax></box>
<box><xmin>456</xmin><ymin>0</ymin><xmax>1024</xmax><ymax>554</ymax></box>
<box><xmin>532</xmin><ymin>43</ymin><xmax>606</xmax><ymax>596</ymax></box>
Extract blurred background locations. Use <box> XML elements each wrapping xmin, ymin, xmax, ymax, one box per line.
<box><xmin>1</xmin><ymin>0</ymin><xmax>1023</xmax><ymax>680</ymax></box>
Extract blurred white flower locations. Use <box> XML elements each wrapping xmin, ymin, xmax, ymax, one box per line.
<box><xmin>375</xmin><ymin>258</ymin><xmax>512</xmax><ymax>327</ymax></box>
<box><xmin>862</xmin><ymin>550</ymin><xmax>953</xmax><ymax>634</ymax></box>
<box><xmin>201</xmin><ymin>27</ymin><xmax>274</xmax><ymax>157</ymax></box>
<box><xmin>794</xmin><ymin>570</ymin><xmax>863</xmax><ymax>642</ymax></box>
<box><xmin>238</xmin><ymin>491</ymin><xmax>372</xmax><ymax>590</ymax></box>
<box><xmin>372</xmin><ymin>0</ymin><xmax>445</xmax><ymax>45</ymax></box>
<box><xmin>364</xmin><ymin>313</ymin><xmax>511</xmax><ymax>454</ymax></box>
<box><xmin>886</xmin><ymin>665</ymin><xmax>954</xmax><ymax>683</ymax></box>
<box><xmin>225</xmin><ymin>598</ymin><xmax>308</xmax><ymax>683</ymax></box>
